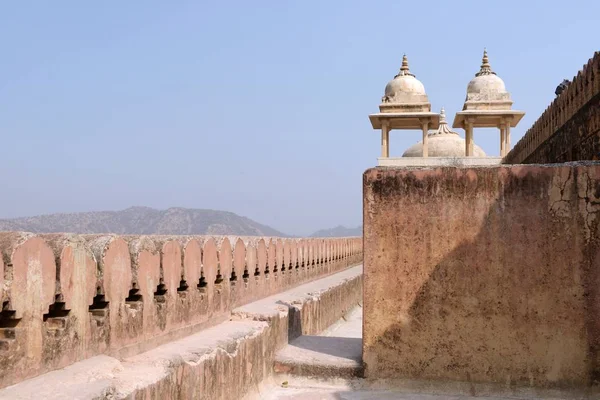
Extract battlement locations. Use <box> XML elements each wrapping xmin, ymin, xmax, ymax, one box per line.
<box><xmin>504</xmin><ymin>51</ymin><xmax>600</xmax><ymax>164</ymax></box>
<box><xmin>0</xmin><ymin>232</ymin><xmax>362</xmax><ymax>389</ymax></box>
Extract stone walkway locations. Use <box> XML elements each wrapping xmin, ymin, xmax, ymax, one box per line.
<box><xmin>273</xmin><ymin>305</ymin><xmax>363</xmax><ymax>378</ymax></box>
<box><xmin>263</xmin><ymin>307</ymin><xmax>583</xmax><ymax>400</ymax></box>
<box><xmin>265</xmin><ymin>386</ymin><xmax>537</xmax><ymax>400</ymax></box>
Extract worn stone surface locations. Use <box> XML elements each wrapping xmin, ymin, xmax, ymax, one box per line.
<box><xmin>0</xmin><ymin>234</ymin><xmax>57</xmax><ymax>389</ymax></box>
<box><xmin>505</xmin><ymin>51</ymin><xmax>600</xmax><ymax>164</ymax></box>
<box><xmin>0</xmin><ymin>264</ymin><xmax>363</xmax><ymax>399</ymax></box>
<box><xmin>261</xmin><ymin>382</ymin><xmax>589</xmax><ymax>400</ymax></box>
<box><xmin>274</xmin><ymin>306</ymin><xmax>363</xmax><ymax>379</ymax></box>
<box><xmin>259</xmin><ymin>373</ymin><xmax>597</xmax><ymax>400</ymax></box>
<box><xmin>233</xmin><ymin>265</ymin><xmax>363</xmax><ymax>338</ymax></box>
<box><xmin>520</xmin><ymin>92</ymin><xmax>600</xmax><ymax>163</ymax></box>
<box><xmin>363</xmin><ymin>164</ymin><xmax>600</xmax><ymax>389</ymax></box>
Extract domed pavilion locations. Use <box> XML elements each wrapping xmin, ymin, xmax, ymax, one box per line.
<box><xmin>452</xmin><ymin>50</ymin><xmax>525</xmax><ymax>157</ymax></box>
<box><xmin>368</xmin><ymin>55</ymin><xmax>440</xmax><ymax>161</ymax></box>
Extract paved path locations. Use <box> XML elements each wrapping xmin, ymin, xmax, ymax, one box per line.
<box><xmin>265</xmin><ymin>307</ymin><xmax>577</xmax><ymax>400</ymax></box>
<box><xmin>265</xmin><ymin>386</ymin><xmax>536</xmax><ymax>400</ymax></box>
<box><xmin>273</xmin><ymin>305</ymin><xmax>363</xmax><ymax>378</ymax></box>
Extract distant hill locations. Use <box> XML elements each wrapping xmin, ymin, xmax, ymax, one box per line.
<box><xmin>0</xmin><ymin>206</ymin><xmax>286</xmax><ymax>237</ymax></box>
<box><xmin>310</xmin><ymin>225</ymin><xmax>362</xmax><ymax>237</ymax></box>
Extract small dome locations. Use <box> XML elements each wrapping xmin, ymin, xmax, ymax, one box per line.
<box><xmin>465</xmin><ymin>50</ymin><xmax>510</xmax><ymax>103</ymax></box>
<box><xmin>467</xmin><ymin>73</ymin><xmax>506</xmax><ymax>95</ymax></box>
<box><xmin>384</xmin><ymin>75</ymin><xmax>426</xmax><ymax>97</ymax></box>
<box><xmin>381</xmin><ymin>55</ymin><xmax>428</xmax><ymax>103</ymax></box>
<box><xmin>402</xmin><ymin>135</ymin><xmax>487</xmax><ymax>158</ymax></box>
<box><xmin>402</xmin><ymin>108</ymin><xmax>487</xmax><ymax>158</ymax></box>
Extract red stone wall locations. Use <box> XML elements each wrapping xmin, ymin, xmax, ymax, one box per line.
<box><xmin>0</xmin><ymin>233</ymin><xmax>362</xmax><ymax>388</ymax></box>
<box><xmin>363</xmin><ymin>165</ymin><xmax>600</xmax><ymax>388</ymax></box>
<box><xmin>504</xmin><ymin>52</ymin><xmax>600</xmax><ymax>164</ymax></box>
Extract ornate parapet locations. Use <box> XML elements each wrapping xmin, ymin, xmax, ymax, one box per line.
<box><xmin>504</xmin><ymin>51</ymin><xmax>600</xmax><ymax>164</ymax></box>
<box><xmin>0</xmin><ymin>232</ymin><xmax>362</xmax><ymax>388</ymax></box>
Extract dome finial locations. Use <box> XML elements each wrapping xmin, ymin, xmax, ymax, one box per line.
<box><xmin>432</xmin><ymin>107</ymin><xmax>457</xmax><ymax>136</ymax></box>
<box><xmin>401</xmin><ymin>54</ymin><xmax>409</xmax><ymax>71</ymax></box>
<box><xmin>396</xmin><ymin>54</ymin><xmax>415</xmax><ymax>78</ymax></box>
<box><xmin>476</xmin><ymin>48</ymin><xmax>496</xmax><ymax>77</ymax></box>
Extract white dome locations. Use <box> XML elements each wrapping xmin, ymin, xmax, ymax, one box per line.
<box><xmin>467</xmin><ymin>73</ymin><xmax>507</xmax><ymax>96</ymax></box>
<box><xmin>402</xmin><ymin>135</ymin><xmax>487</xmax><ymax>158</ymax></box>
<box><xmin>463</xmin><ymin>50</ymin><xmax>511</xmax><ymax>106</ymax></box>
<box><xmin>380</xmin><ymin>55</ymin><xmax>429</xmax><ymax>105</ymax></box>
<box><xmin>384</xmin><ymin>74</ymin><xmax>426</xmax><ymax>97</ymax></box>
<box><xmin>402</xmin><ymin>108</ymin><xmax>487</xmax><ymax>158</ymax></box>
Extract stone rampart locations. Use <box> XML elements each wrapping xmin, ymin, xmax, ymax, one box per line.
<box><xmin>0</xmin><ymin>232</ymin><xmax>362</xmax><ymax>389</ymax></box>
<box><xmin>363</xmin><ymin>164</ymin><xmax>600</xmax><ymax>389</ymax></box>
<box><xmin>504</xmin><ymin>51</ymin><xmax>600</xmax><ymax>164</ymax></box>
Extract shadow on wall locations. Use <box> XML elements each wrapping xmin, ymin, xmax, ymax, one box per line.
<box><xmin>363</xmin><ymin>164</ymin><xmax>600</xmax><ymax>390</ymax></box>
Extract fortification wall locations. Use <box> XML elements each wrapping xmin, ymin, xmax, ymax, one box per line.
<box><xmin>363</xmin><ymin>164</ymin><xmax>600</xmax><ymax>389</ymax></box>
<box><xmin>0</xmin><ymin>233</ymin><xmax>362</xmax><ymax>389</ymax></box>
<box><xmin>504</xmin><ymin>52</ymin><xmax>600</xmax><ymax>164</ymax></box>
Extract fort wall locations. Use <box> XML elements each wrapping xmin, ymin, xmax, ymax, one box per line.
<box><xmin>504</xmin><ymin>52</ymin><xmax>600</xmax><ymax>164</ymax></box>
<box><xmin>363</xmin><ymin>164</ymin><xmax>600</xmax><ymax>388</ymax></box>
<box><xmin>0</xmin><ymin>233</ymin><xmax>361</xmax><ymax>389</ymax></box>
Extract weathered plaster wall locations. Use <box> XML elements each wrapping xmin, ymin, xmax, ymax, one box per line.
<box><xmin>363</xmin><ymin>164</ymin><xmax>600</xmax><ymax>389</ymax></box>
<box><xmin>0</xmin><ymin>266</ymin><xmax>364</xmax><ymax>400</ymax></box>
<box><xmin>504</xmin><ymin>52</ymin><xmax>600</xmax><ymax>164</ymax></box>
<box><xmin>0</xmin><ymin>233</ymin><xmax>361</xmax><ymax>389</ymax></box>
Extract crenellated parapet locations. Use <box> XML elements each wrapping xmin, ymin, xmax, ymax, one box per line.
<box><xmin>504</xmin><ymin>51</ymin><xmax>600</xmax><ymax>164</ymax></box>
<box><xmin>0</xmin><ymin>232</ymin><xmax>362</xmax><ymax>388</ymax></box>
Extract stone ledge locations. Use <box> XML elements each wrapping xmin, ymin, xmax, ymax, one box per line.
<box><xmin>378</xmin><ymin>157</ymin><xmax>502</xmax><ymax>167</ymax></box>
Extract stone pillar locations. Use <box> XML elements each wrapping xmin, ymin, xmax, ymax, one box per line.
<box><xmin>464</xmin><ymin>119</ymin><xmax>474</xmax><ymax>157</ymax></box>
<box><xmin>505</xmin><ymin>122</ymin><xmax>511</xmax><ymax>154</ymax></box>
<box><xmin>381</xmin><ymin>122</ymin><xmax>390</xmax><ymax>158</ymax></box>
<box><xmin>421</xmin><ymin>120</ymin><xmax>429</xmax><ymax>157</ymax></box>
<box><xmin>499</xmin><ymin>123</ymin><xmax>506</xmax><ymax>157</ymax></box>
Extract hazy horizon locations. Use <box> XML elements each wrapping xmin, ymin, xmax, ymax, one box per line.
<box><xmin>0</xmin><ymin>1</ymin><xmax>598</xmax><ymax>236</ymax></box>
<box><xmin>0</xmin><ymin>205</ymin><xmax>361</xmax><ymax>236</ymax></box>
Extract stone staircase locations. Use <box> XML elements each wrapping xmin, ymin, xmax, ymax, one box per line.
<box><xmin>273</xmin><ymin>305</ymin><xmax>363</xmax><ymax>379</ymax></box>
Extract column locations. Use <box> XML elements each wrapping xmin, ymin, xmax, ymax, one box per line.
<box><xmin>499</xmin><ymin>123</ymin><xmax>506</xmax><ymax>157</ymax></box>
<box><xmin>421</xmin><ymin>119</ymin><xmax>429</xmax><ymax>157</ymax></box>
<box><xmin>505</xmin><ymin>121</ymin><xmax>511</xmax><ymax>153</ymax></box>
<box><xmin>464</xmin><ymin>119</ymin><xmax>474</xmax><ymax>156</ymax></box>
<box><xmin>381</xmin><ymin>122</ymin><xmax>390</xmax><ymax>158</ymax></box>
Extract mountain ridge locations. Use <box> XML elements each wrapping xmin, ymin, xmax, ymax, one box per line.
<box><xmin>0</xmin><ymin>206</ymin><xmax>287</xmax><ymax>237</ymax></box>
<box><xmin>310</xmin><ymin>225</ymin><xmax>362</xmax><ymax>238</ymax></box>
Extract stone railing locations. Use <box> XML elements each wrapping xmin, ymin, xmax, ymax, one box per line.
<box><xmin>504</xmin><ymin>51</ymin><xmax>600</xmax><ymax>164</ymax></box>
<box><xmin>0</xmin><ymin>232</ymin><xmax>362</xmax><ymax>388</ymax></box>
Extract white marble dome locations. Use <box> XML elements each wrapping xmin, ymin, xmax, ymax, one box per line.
<box><xmin>467</xmin><ymin>73</ymin><xmax>507</xmax><ymax>96</ymax></box>
<box><xmin>384</xmin><ymin>74</ymin><xmax>426</xmax><ymax>97</ymax></box>
<box><xmin>402</xmin><ymin>135</ymin><xmax>487</xmax><ymax>158</ymax></box>
<box><xmin>464</xmin><ymin>50</ymin><xmax>511</xmax><ymax>105</ymax></box>
<box><xmin>402</xmin><ymin>109</ymin><xmax>487</xmax><ymax>158</ymax></box>
<box><xmin>381</xmin><ymin>55</ymin><xmax>428</xmax><ymax>104</ymax></box>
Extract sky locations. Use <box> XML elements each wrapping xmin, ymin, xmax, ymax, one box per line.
<box><xmin>0</xmin><ymin>1</ymin><xmax>598</xmax><ymax>236</ymax></box>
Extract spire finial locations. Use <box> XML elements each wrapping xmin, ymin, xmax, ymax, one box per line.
<box><xmin>482</xmin><ymin>48</ymin><xmax>489</xmax><ymax>67</ymax></box>
<box><xmin>433</xmin><ymin>107</ymin><xmax>457</xmax><ymax>136</ymax></box>
<box><xmin>395</xmin><ymin>54</ymin><xmax>415</xmax><ymax>78</ymax></box>
<box><xmin>401</xmin><ymin>54</ymin><xmax>409</xmax><ymax>71</ymax></box>
<box><xmin>476</xmin><ymin>48</ymin><xmax>496</xmax><ymax>77</ymax></box>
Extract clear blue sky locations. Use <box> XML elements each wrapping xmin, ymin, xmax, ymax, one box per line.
<box><xmin>0</xmin><ymin>1</ymin><xmax>598</xmax><ymax>236</ymax></box>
